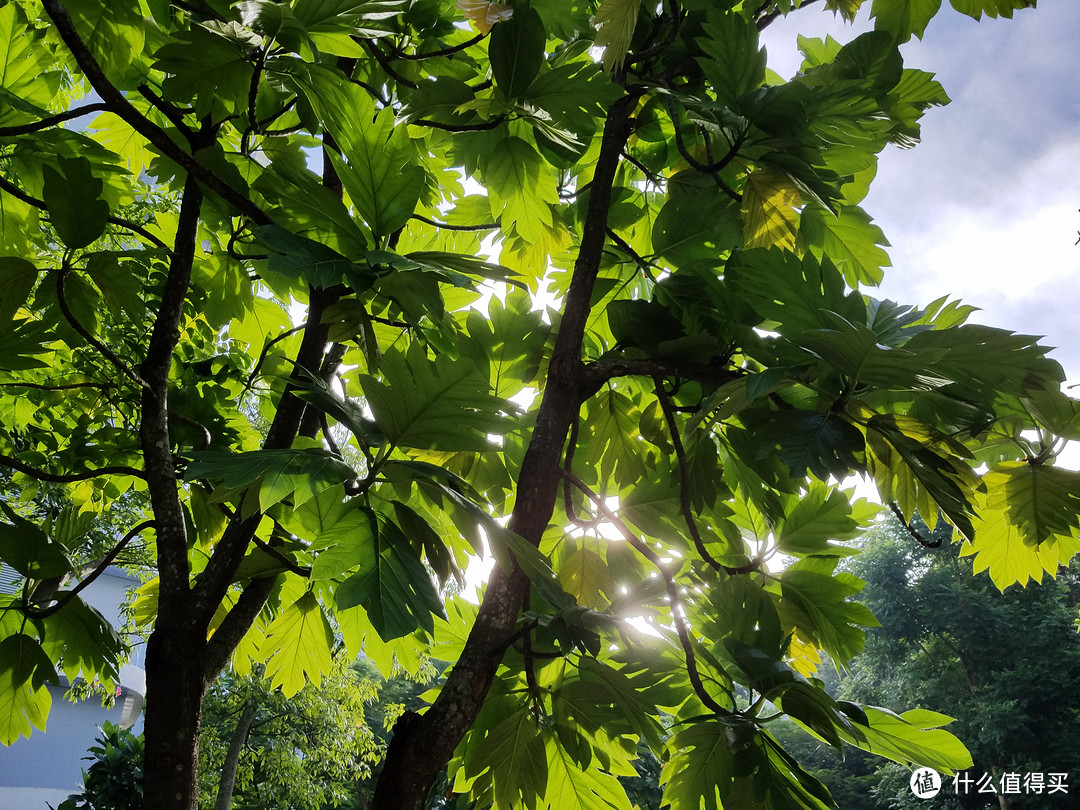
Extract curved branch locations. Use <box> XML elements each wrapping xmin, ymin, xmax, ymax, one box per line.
<box><xmin>0</xmin><ymin>173</ymin><xmax>172</xmax><ymax>251</ymax></box>
<box><xmin>559</xmin><ymin>468</ymin><xmax>731</xmax><ymax>716</ymax></box>
<box><xmin>137</xmin><ymin>83</ymin><xmax>198</xmax><ymax>142</ymax></box>
<box><xmin>251</xmin><ymin>533</ymin><xmax>312</xmax><ymax>578</ymax></box>
<box><xmin>57</xmin><ymin>266</ymin><xmax>150</xmax><ymax>390</ymax></box>
<box><xmin>391</xmin><ymin>32</ymin><xmax>485</xmax><ymax>61</ymax></box>
<box><xmin>582</xmin><ymin>356</ymin><xmax>739</xmax><ymax>394</ymax></box>
<box><xmin>243</xmin><ymin>323</ymin><xmax>307</xmax><ymax>393</ymax></box>
<box><xmin>562</xmin><ymin>418</ymin><xmax>604</xmax><ymax>531</ymax></box>
<box><xmin>889</xmin><ymin>502</ymin><xmax>941</xmax><ymax>548</ymax></box>
<box><xmin>653</xmin><ymin>375</ymin><xmax>727</xmax><ymax>573</ymax></box>
<box><xmin>410</xmin><ymin>213</ymin><xmax>499</xmax><ymax>232</ymax></box>
<box><xmin>359</xmin><ymin>38</ymin><xmax>420</xmax><ymax>89</ymax></box>
<box><xmin>606</xmin><ymin>228</ymin><xmax>658</xmax><ymax>282</ymax></box>
<box><xmin>0</xmin><ymin>102</ymin><xmax>109</xmax><ymax>135</ymax></box>
<box><xmin>407</xmin><ymin>116</ymin><xmax>506</xmax><ymax>133</ymax></box>
<box><xmin>23</xmin><ymin>521</ymin><xmax>155</xmax><ymax>619</ymax></box>
<box><xmin>41</xmin><ymin>0</ymin><xmax>271</xmax><ymax>224</ymax></box>
<box><xmin>0</xmin><ymin>452</ymin><xmax>146</xmax><ymax>482</ymax></box>
<box><xmin>628</xmin><ymin>0</ymin><xmax>682</xmax><ymax>66</ymax></box>
<box><xmin>660</xmin><ymin>92</ymin><xmax>742</xmax><ymax>201</ymax></box>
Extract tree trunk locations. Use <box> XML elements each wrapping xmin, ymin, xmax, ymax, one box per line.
<box><xmin>142</xmin><ymin>624</ymin><xmax>207</xmax><ymax>809</ymax></box>
<box><xmin>214</xmin><ymin>698</ymin><xmax>257</xmax><ymax>810</ymax></box>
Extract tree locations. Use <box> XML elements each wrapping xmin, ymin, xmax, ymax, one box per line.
<box><xmin>198</xmin><ymin>660</ymin><xmax>383</xmax><ymax>809</ymax></box>
<box><xmin>771</xmin><ymin>516</ymin><xmax>1080</xmax><ymax>809</ymax></box>
<box><xmin>0</xmin><ymin>1</ymin><xmax>1074</xmax><ymax>809</ymax></box>
<box><xmin>842</xmin><ymin>518</ymin><xmax>1080</xmax><ymax>809</ymax></box>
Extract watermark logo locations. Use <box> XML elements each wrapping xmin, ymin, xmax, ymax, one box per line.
<box><xmin>910</xmin><ymin>768</ymin><xmax>941</xmax><ymax>798</ymax></box>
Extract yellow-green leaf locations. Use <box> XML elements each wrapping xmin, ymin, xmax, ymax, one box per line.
<box><xmin>257</xmin><ymin>591</ymin><xmax>335</xmax><ymax>698</ymax></box>
<box><xmin>742</xmin><ymin>168</ymin><xmax>802</xmax><ymax>250</ymax></box>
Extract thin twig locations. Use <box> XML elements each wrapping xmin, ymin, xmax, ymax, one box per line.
<box><xmin>0</xmin><ymin>173</ymin><xmax>172</xmax><ymax>250</ymax></box>
<box><xmin>410</xmin><ymin>213</ymin><xmax>499</xmax><ymax>232</ymax></box>
<box><xmin>559</xmin><ymin>469</ymin><xmax>731</xmax><ymax>716</ymax></box>
<box><xmin>0</xmin><ymin>102</ymin><xmax>109</xmax><ymax>135</ymax></box>
<box><xmin>653</xmin><ymin>375</ymin><xmax>726</xmax><ymax>572</ymax></box>
<box><xmin>888</xmin><ymin>502</ymin><xmax>941</xmax><ymax>548</ymax></box>
<box><xmin>408</xmin><ymin>116</ymin><xmax>505</xmax><ymax>133</ymax></box>
<box><xmin>659</xmin><ymin>93</ymin><xmax>742</xmax><ymax>201</ymax></box>
<box><xmin>243</xmin><ymin>323</ymin><xmax>307</xmax><ymax>392</ymax></box>
<box><xmin>562</xmin><ymin>419</ymin><xmax>604</xmax><ymax>530</ymax></box>
<box><xmin>391</xmin><ymin>32</ymin><xmax>485</xmax><ymax>61</ymax></box>
<box><xmin>0</xmin><ymin>452</ymin><xmax>146</xmax><ymax>482</ymax></box>
<box><xmin>57</xmin><ymin>266</ymin><xmax>149</xmax><ymax>389</ymax></box>
<box><xmin>251</xmin><ymin>534</ymin><xmax>312</xmax><ymax>578</ymax></box>
<box><xmin>22</xmin><ymin>521</ymin><xmax>155</xmax><ymax>618</ymax></box>
<box><xmin>138</xmin><ymin>84</ymin><xmax>198</xmax><ymax>142</ymax></box>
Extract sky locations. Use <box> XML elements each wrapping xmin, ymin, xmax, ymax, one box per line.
<box><xmin>763</xmin><ymin>0</ymin><xmax>1080</xmax><ymax>382</ymax></box>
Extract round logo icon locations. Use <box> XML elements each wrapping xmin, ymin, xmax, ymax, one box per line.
<box><xmin>910</xmin><ymin>767</ymin><xmax>942</xmax><ymax>798</ymax></box>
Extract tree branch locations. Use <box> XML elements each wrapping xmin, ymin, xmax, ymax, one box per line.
<box><xmin>0</xmin><ymin>452</ymin><xmax>146</xmax><ymax>482</ymax></box>
<box><xmin>0</xmin><ymin>102</ymin><xmax>108</xmax><ymax>135</ymax></box>
<box><xmin>660</xmin><ymin>92</ymin><xmax>742</xmax><ymax>201</ymax></box>
<box><xmin>23</xmin><ymin>521</ymin><xmax>155</xmax><ymax>618</ymax></box>
<box><xmin>137</xmin><ymin>83</ymin><xmax>199</xmax><ymax>143</ymax></box>
<box><xmin>410</xmin><ymin>213</ymin><xmax>499</xmax><ymax>232</ymax></box>
<box><xmin>391</xmin><ymin>32</ymin><xmax>485</xmax><ymax>61</ymax></box>
<box><xmin>41</xmin><ymin>0</ymin><xmax>270</xmax><ymax>224</ymax></box>
<box><xmin>582</xmin><ymin>356</ymin><xmax>739</xmax><ymax>393</ymax></box>
<box><xmin>0</xmin><ymin>172</ymin><xmax>172</xmax><ymax>251</ymax></box>
<box><xmin>653</xmin><ymin>375</ymin><xmax>728</xmax><ymax>573</ymax></box>
<box><xmin>889</xmin><ymin>502</ymin><xmax>941</xmax><ymax>548</ymax></box>
<box><xmin>407</xmin><ymin>116</ymin><xmax>505</xmax><ymax>133</ymax></box>
<box><xmin>57</xmin><ymin>266</ymin><xmax>149</xmax><ymax>390</ymax></box>
<box><xmin>139</xmin><ymin>176</ymin><xmax>203</xmax><ymax>611</ymax></box>
<box><xmin>559</xmin><ymin>469</ymin><xmax>731</xmax><ymax>716</ymax></box>
<box><xmin>562</xmin><ymin>418</ymin><xmax>604</xmax><ymax>531</ymax></box>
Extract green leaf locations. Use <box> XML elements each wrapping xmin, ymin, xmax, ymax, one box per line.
<box><xmin>960</xmin><ymin>462</ymin><xmax>1080</xmax><ymax>589</ymax></box>
<box><xmin>558</xmin><ymin>547</ymin><xmax>613</xmax><ymax>609</ymax></box>
<box><xmin>257</xmin><ymin>591</ymin><xmax>335</xmax><ymax>698</ymax></box>
<box><xmin>359</xmin><ymin>342</ymin><xmax>514</xmax><ymax>452</ymax></box>
<box><xmin>739</xmin><ymin>408</ymin><xmax>865</xmax><ymax>481</ymax></box>
<box><xmin>741</xmin><ymin>168</ymin><xmax>802</xmax><ymax>251</ymax></box>
<box><xmin>42</xmin><ymin>157</ymin><xmax>110</xmax><ymax>250</ymax></box>
<box><xmin>696</xmin><ymin>8</ymin><xmax>766</xmax><ymax>107</ymax></box>
<box><xmin>867</xmin><ymin>414</ymin><xmax>977</xmax><ymax>539</ymax></box>
<box><xmin>290</xmin><ymin>72</ymin><xmax>427</xmax><ymax>240</ymax></box>
<box><xmin>842</xmin><ymin>706</ymin><xmax>973</xmax><ymax>774</ymax></box>
<box><xmin>40</xmin><ymin>595</ymin><xmax>125</xmax><ymax>684</ymax></box>
<box><xmin>0</xmin><ymin>634</ymin><xmax>58</xmax><ymax>746</ymax></box>
<box><xmin>799</xmin><ymin>203</ymin><xmax>891</xmax><ymax>286</ymax></box>
<box><xmin>251</xmin><ymin>224</ymin><xmax>376</xmax><ymax>291</ymax></box>
<box><xmin>335</xmin><ymin>513</ymin><xmax>446</xmax><ymax>640</ymax></box>
<box><xmin>463</xmin><ymin>707</ymin><xmax>548</xmax><ymax>810</ymax></box>
<box><xmin>660</xmin><ymin>720</ymin><xmax>735</xmax><ymax>810</ymax></box>
<box><xmin>153</xmin><ymin>21</ymin><xmax>258</xmax><ymax>118</ymax></box>
<box><xmin>592</xmin><ymin>0</ymin><xmax>642</xmax><ymax>73</ymax></box>
<box><xmin>489</xmin><ymin>6</ymin><xmax>545</xmax><ymax>99</ymax></box>
<box><xmin>184</xmin><ymin>448</ymin><xmax>356</xmax><ymax>516</ymax></box>
<box><xmin>0</xmin><ymin>257</ymin><xmax>38</xmax><ymax>325</ymax></box>
<box><xmin>727</xmin><ymin>248</ymin><xmax>865</xmax><ymax>339</ymax></box>
<box><xmin>870</xmin><ymin>0</ymin><xmax>942</xmax><ymax>42</ymax></box>
<box><xmin>949</xmin><ymin>0</ymin><xmax>1035</xmax><ymax>20</ymax></box>
<box><xmin>481</xmin><ymin>136</ymin><xmax>559</xmax><ymax>243</ymax></box>
<box><xmin>544</xmin><ymin>731</ymin><xmax>633</xmax><ymax>810</ymax></box>
<box><xmin>777</xmin><ymin>484</ymin><xmax>870</xmax><ymax>558</ymax></box>
<box><xmin>779</xmin><ymin>557</ymin><xmax>879</xmax><ymax>662</ymax></box>
<box><xmin>0</xmin><ymin>503</ymin><xmax>71</xmax><ymax>580</ymax></box>
<box><xmin>0</xmin><ymin>4</ymin><xmax>60</xmax><ymax>126</ymax></box>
